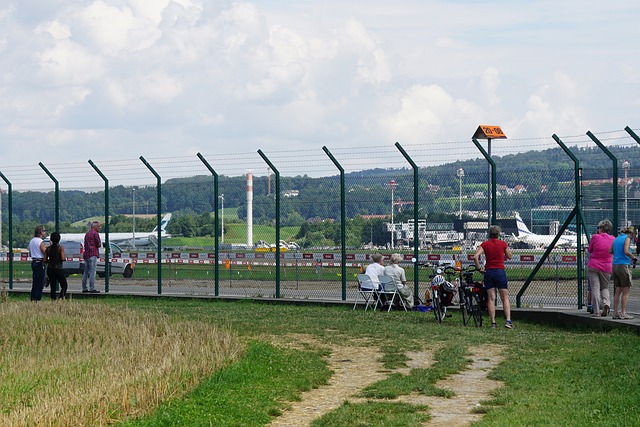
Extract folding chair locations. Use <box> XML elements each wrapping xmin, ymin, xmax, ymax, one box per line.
<box><xmin>376</xmin><ymin>275</ymin><xmax>408</xmax><ymax>312</ymax></box>
<box><xmin>353</xmin><ymin>273</ymin><xmax>378</xmax><ymax>311</ymax></box>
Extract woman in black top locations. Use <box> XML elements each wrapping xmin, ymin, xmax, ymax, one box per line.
<box><xmin>44</xmin><ymin>232</ymin><xmax>68</xmax><ymax>300</ymax></box>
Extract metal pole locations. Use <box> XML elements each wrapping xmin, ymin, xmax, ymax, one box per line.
<box><xmin>88</xmin><ymin>160</ymin><xmax>110</xmax><ymax>292</ymax></box>
<box><xmin>395</xmin><ymin>142</ymin><xmax>420</xmax><ymax>296</ymax></box>
<box><xmin>196</xmin><ymin>153</ymin><xmax>219</xmax><ymax>297</ymax></box>
<box><xmin>132</xmin><ymin>188</ymin><xmax>136</xmax><ymax>249</ymax></box>
<box><xmin>553</xmin><ymin>134</ymin><xmax>584</xmax><ymax>309</ymax></box>
<box><xmin>472</xmin><ymin>138</ymin><xmax>496</xmax><ymax>227</ymax></box>
<box><xmin>220</xmin><ymin>194</ymin><xmax>224</xmax><ymax>244</ymax></box>
<box><xmin>390</xmin><ymin>179</ymin><xmax>396</xmax><ymax>249</ymax></box>
<box><xmin>457</xmin><ymin>168</ymin><xmax>465</xmax><ymax>220</ymax></box>
<box><xmin>38</xmin><ymin>163</ymin><xmax>59</xmax><ymax>232</ymax></box>
<box><xmin>322</xmin><ymin>146</ymin><xmax>347</xmax><ymax>301</ymax></box>
<box><xmin>257</xmin><ymin>150</ymin><xmax>281</xmax><ymax>298</ymax></box>
<box><xmin>625</xmin><ymin>126</ymin><xmax>640</xmax><ymax>145</ymax></box>
<box><xmin>139</xmin><ymin>156</ymin><xmax>162</xmax><ymax>294</ymax></box>
<box><xmin>0</xmin><ymin>171</ymin><xmax>13</xmax><ymax>289</ymax></box>
<box><xmin>623</xmin><ymin>161</ymin><xmax>630</xmax><ymax>227</ymax></box>
<box><xmin>487</xmin><ymin>138</ymin><xmax>492</xmax><ymax>225</ymax></box>
<box><xmin>586</xmin><ymin>131</ymin><xmax>619</xmax><ymax>232</ymax></box>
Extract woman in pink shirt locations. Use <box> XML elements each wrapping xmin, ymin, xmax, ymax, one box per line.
<box><xmin>587</xmin><ymin>220</ymin><xmax>615</xmax><ymax>317</ymax></box>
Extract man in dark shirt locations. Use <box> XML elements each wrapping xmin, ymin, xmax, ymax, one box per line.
<box><xmin>82</xmin><ymin>221</ymin><xmax>102</xmax><ymax>293</ymax></box>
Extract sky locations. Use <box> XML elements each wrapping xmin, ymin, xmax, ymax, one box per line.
<box><xmin>1</xmin><ymin>0</ymin><xmax>639</xmax><ymax>185</ymax></box>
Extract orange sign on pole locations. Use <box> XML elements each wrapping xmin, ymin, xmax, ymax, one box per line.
<box><xmin>472</xmin><ymin>125</ymin><xmax>507</xmax><ymax>140</ymax></box>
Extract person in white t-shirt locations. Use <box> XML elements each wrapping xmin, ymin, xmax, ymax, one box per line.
<box><xmin>365</xmin><ymin>252</ymin><xmax>387</xmax><ymax>305</ymax></box>
<box><xmin>28</xmin><ymin>225</ymin><xmax>47</xmax><ymax>301</ymax></box>
<box><xmin>365</xmin><ymin>253</ymin><xmax>385</xmax><ymax>289</ymax></box>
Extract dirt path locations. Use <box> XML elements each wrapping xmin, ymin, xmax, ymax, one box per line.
<box><xmin>397</xmin><ymin>345</ymin><xmax>506</xmax><ymax>426</ymax></box>
<box><xmin>268</xmin><ymin>336</ymin><xmax>505</xmax><ymax>426</ymax></box>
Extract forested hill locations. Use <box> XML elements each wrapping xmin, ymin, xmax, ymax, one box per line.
<box><xmin>5</xmin><ymin>144</ymin><xmax>640</xmax><ymax>224</ymax></box>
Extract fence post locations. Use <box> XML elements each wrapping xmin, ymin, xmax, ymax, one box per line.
<box><xmin>395</xmin><ymin>142</ymin><xmax>420</xmax><ymax>296</ymax></box>
<box><xmin>38</xmin><ymin>163</ymin><xmax>59</xmax><ymax>232</ymax></box>
<box><xmin>471</xmin><ymin>139</ymin><xmax>497</xmax><ymax>225</ymax></box>
<box><xmin>625</xmin><ymin>126</ymin><xmax>640</xmax><ymax>145</ymax></box>
<box><xmin>257</xmin><ymin>150</ymin><xmax>281</xmax><ymax>298</ymax></box>
<box><xmin>139</xmin><ymin>156</ymin><xmax>162</xmax><ymax>295</ymax></box>
<box><xmin>0</xmin><ymin>171</ymin><xmax>13</xmax><ymax>289</ymax></box>
<box><xmin>516</xmin><ymin>135</ymin><xmax>586</xmax><ymax>308</ymax></box>
<box><xmin>88</xmin><ymin>160</ymin><xmax>110</xmax><ymax>293</ymax></box>
<box><xmin>197</xmin><ymin>153</ymin><xmax>219</xmax><ymax>296</ymax></box>
<box><xmin>322</xmin><ymin>147</ymin><xmax>346</xmax><ymax>301</ymax></box>
<box><xmin>553</xmin><ymin>135</ymin><xmax>585</xmax><ymax>309</ymax></box>
<box><xmin>586</xmin><ymin>131</ymin><xmax>619</xmax><ymax>232</ymax></box>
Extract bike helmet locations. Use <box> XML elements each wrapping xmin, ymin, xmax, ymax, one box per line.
<box><xmin>442</xmin><ymin>281</ymin><xmax>456</xmax><ymax>293</ymax></box>
<box><xmin>432</xmin><ymin>275</ymin><xmax>445</xmax><ymax>286</ymax></box>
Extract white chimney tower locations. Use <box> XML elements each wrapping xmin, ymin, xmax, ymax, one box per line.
<box><xmin>246</xmin><ymin>171</ymin><xmax>253</xmax><ymax>246</ymax></box>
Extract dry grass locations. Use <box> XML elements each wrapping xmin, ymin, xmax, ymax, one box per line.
<box><xmin>0</xmin><ymin>300</ymin><xmax>243</xmax><ymax>426</ymax></box>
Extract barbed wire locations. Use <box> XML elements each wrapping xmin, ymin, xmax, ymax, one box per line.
<box><xmin>1</xmin><ymin>127</ymin><xmax>638</xmax><ymax>189</ymax></box>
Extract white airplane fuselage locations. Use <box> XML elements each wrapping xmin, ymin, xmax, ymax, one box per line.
<box><xmin>60</xmin><ymin>214</ymin><xmax>172</xmax><ymax>247</ymax></box>
<box><xmin>514</xmin><ymin>213</ymin><xmax>582</xmax><ymax>248</ymax></box>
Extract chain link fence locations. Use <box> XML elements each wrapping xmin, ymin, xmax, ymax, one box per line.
<box><xmin>2</xmin><ymin>129</ymin><xmax>640</xmax><ymax>314</ymax></box>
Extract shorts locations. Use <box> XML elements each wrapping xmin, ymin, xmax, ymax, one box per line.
<box><xmin>612</xmin><ymin>264</ymin><xmax>633</xmax><ymax>288</ymax></box>
<box><xmin>483</xmin><ymin>269</ymin><xmax>508</xmax><ymax>290</ymax></box>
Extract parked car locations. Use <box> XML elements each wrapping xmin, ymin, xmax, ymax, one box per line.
<box><xmin>56</xmin><ymin>240</ymin><xmax>134</xmax><ymax>278</ymax></box>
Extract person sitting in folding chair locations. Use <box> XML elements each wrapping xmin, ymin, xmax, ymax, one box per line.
<box><xmin>383</xmin><ymin>253</ymin><xmax>414</xmax><ymax>309</ymax></box>
<box><xmin>365</xmin><ymin>253</ymin><xmax>387</xmax><ymax>305</ymax></box>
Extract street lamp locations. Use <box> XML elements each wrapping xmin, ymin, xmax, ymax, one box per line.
<box><xmin>389</xmin><ymin>179</ymin><xmax>396</xmax><ymax>249</ymax></box>
<box><xmin>219</xmin><ymin>194</ymin><xmax>225</xmax><ymax>244</ymax></box>
<box><xmin>456</xmin><ymin>168</ymin><xmax>465</xmax><ymax>220</ymax></box>
<box><xmin>623</xmin><ymin>160</ymin><xmax>630</xmax><ymax>226</ymax></box>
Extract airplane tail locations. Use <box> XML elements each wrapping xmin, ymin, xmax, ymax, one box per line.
<box><xmin>514</xmin><ymin>212</ymin><xmax>532</xmax><ymax>236</ymax></box>
<box><xmin>152</xmin><ymin>213</ymin><xmax>172</xmax><ymax>234</ymax></box>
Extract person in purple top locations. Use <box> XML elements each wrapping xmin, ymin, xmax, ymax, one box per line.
<box><xmin>82</xmin><ymin>221</ymin><xmax>102</xmax><ymax>293</ymax></box>
<box><xmin>587</xmin><ymin>220</ymin><xmax>614</xmax><ymax>317</ymax></box>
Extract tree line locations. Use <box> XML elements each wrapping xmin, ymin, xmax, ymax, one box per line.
<box><xmin>2</xmin><ymin>145</ymin><xmax>637</xmax><ymax>247</ymax></box>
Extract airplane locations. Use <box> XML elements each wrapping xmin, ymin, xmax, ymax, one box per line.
<box><xmin>512</xmin><ymin>212</ymin><xmax>583</xmax><ymax>248</ymax></box>
<box><xmin>59</xmin><ymin>213</ymin><xmax>172</xmax><ymax>247</ymax></box>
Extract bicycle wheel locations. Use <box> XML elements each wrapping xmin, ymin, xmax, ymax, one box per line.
<box><xmin>432</xmin><ymin>289</ymin><xmax>445</xmax><ymax>323</ymax></box>
<box><xmin>461</xmin><ymin>290</ymin><xmax>471</xmax><ymax>326</ymax></box>
<box><xmin>470</xmin><ymin>293</ymin><xmax>483</xmax><ymax>327</ymax></box>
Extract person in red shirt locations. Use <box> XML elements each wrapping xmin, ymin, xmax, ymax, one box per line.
<box><xmin>474</xmin><ymin>225</ymin><xmax>514</xmax><ymax>329</ymax></box>
<box><xmin>82</xmin><ymin>221</ymin><xmax>102</xmax><ymax>293</ymax></box>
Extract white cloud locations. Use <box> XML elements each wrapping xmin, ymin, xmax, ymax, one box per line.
<box><xmin>36</xmin><ymin>39</ymin><xmax>104</xmax><ymax>86</ymax></box>
<box><xmin>77</xmin><ymin>0</ymin><xmax>161</xmax><ymax>55</ymax></box>
<box><xmin>35</xmin><ymin>20</ymin><xmax>71</xmax><ymax>40</ymax></box>
<box><xmin>511</xmin><ymin>72</ymin><xmax>588</xmax><ymax>138</ymax></box>
<box><xmin>481</xmin><ymin>67</ymin><xmax>501</xmax><ymax>106</ymax></box>
<box><xmin>0</xmin><ymin>0</ymin><xmax>639</xmax><ymax>173</ymax></box>
<box><xmin>379</xmin><ymin>84</ymin><xmax>483</xmax><ymax>143</ymax></box>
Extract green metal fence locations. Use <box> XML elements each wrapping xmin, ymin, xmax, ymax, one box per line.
<box><xmin>2</xmin><ymin>128</ymin><xmax>640</xmax><ymax>314</ymax></box>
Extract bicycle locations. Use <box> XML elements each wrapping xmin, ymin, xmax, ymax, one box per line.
<box><xmin>426</xmin><ymin>264</ymin><xmax>457</xmax><ymax>323</ymax></box>
<box><xmin>456</xmin><ymin>265</ymin><xmax>486</xmax><ymax>327</ymax></box>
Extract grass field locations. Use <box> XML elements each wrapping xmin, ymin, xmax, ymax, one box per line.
<box><xmin>1</xmin><ymin>295</ymin><xmax>639</xmax><ymax>426</ymax></box>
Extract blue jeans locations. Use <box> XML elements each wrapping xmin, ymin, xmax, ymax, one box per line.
<box><xmin>30</xmin><ymin>260</ymin><xmax>45</xmax><ymax>301</ymax></box>
<box><xmin>82</xmin><ymin>256</ymin><xmax>98</xmax><ymax>291</ymax></box>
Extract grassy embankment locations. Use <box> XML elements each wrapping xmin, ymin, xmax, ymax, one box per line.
<box><xmin>2</xmin><ymin>295</ymin><xmax>639</xmax><ymax>426</ymax></box>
